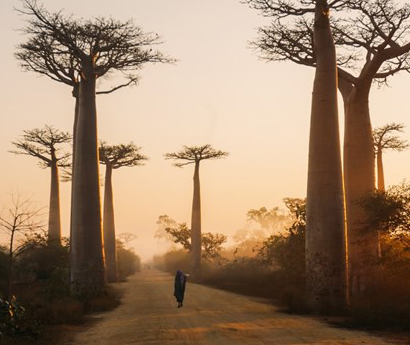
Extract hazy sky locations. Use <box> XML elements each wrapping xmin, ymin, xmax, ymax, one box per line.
<box><xmin>1</xmin><ymin>0</ymin><xmax>409</xmax><ymax>260</ymax></box>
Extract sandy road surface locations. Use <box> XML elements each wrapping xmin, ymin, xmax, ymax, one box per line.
<box><xmin>68</xmin><ymin>270</ymin><xmax>402</xmax><ymax>345</ymax></box>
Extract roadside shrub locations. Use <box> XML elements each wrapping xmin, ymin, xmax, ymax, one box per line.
<box><xmin>163</xmin><ymin>249</ymin><xmax>190</xmax><ymax>274</ymax></box>
<box><xmin>0</xmin><ymin>296</ymin><xmax>41</xmax><ymax>340</ymax></box>
<box><xmin>117</xmin><ymin>240</ymin><xmax>141</xmax><ymax>281</ymax></box>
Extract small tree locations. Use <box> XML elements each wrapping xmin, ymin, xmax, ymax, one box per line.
<box><xmin>99</xmin><ymin>142</ymin><xmax>148</xmax><ymax>282</ymax></box>
<box><xmin>160</xmin><ymin>216</ymin><xmax>227</xmax><ymax>262</ymax></box>
<box><xmin>373</xmin><ymin>123</ymin><xmax>409</xmax><ymax>191</ymax></box>
<box><xmin>0</xmin><ymin>195</ymin><xmax>44</xmax><ymax>299</ymax></box>
<box><xmin>165</xmin><ymin>145</ymin><xmax>228</xmax><ymax>276</ymax></box>
<box><xmin>10</xmin><ymin>126</ymin><xmax>71</xmax><ymax>245</ymax></box>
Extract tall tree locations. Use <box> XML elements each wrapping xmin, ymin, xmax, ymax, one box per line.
<box><xmin>244</xmin><ymin>0</ymin><xmax>410</xmax><ymax>298</ymax></box>
<box><xmin>244</xmin><ymin>0</ymin><xmax>346</xmax><ymax>312</ymax></box>
<box><xmin>16</xmin><ymin>0</ymin><xmax>173</xmax><ymax>293</ymax></box>
<box><xmin>373</xmin><ymin>123</ymin><xmax>409</xmax><ymax>191</ymax></box>
<box><xmin>10</xmin><ymin>125</ymin><xmax>71</xmax><ymax>245</ymax></box>
<box><xmin>99</xmin><ymin>141</ymin><xmax>148</xmax><ymax>282</ymax></box>
<box><xmin>165</xmin><ymin>145</ymin><xmax>228</xmax><ymax>277</ymax></box>
<box><xmin>306</xmin><ymin>0</ymin><xmax>346</xmax><ymax>312</ymax></box>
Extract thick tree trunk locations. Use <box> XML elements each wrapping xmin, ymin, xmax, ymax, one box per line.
<box><xmin>376</xmin><ymin>145</ymin><xmax>385</xmax><ymax>191</ymax></box>
<box><xmin>344</xmin><ymin>89</ymin><xmax>379</xmax><ymax>298</ymax></box>
<box><xmin>103</xmin><ymin>164</ymin><xmax>118</xmax><ymax>282</ymax></box>
<box><xmin>70</xmin><ymin>85</ymin><xmax>80</xmax><ymax>243</ymax></box>
<box><xmin>48</xmin><ymin>157</ymin><xmax>62</xmax><ymax>245</ymax></box>
<box><xmin>68</xmin><ymin>87</ymin><xmax>79</xmax><ymax>287</ymax></box>
<box><xmin>305</xmin><ymin>0</ymin><xmax>347</xmax><ymax>313</ymax></box>
<box><xmin>190</xmin><ymin>161</ymin><xmax>202</xmax><ymax>277</ymax></box>
<box><xmin>70</xmin><ymin>72</ymin><xmax>106</xmax><ymax>294</ymax></box>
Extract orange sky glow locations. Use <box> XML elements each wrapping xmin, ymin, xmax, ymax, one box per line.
<box><xmin>0</xmin><ymin>0</ymin><xmax>409</xmax><ymax>260</ymax></box>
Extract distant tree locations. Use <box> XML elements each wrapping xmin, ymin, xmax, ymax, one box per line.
<box><xmin>258</xmin><ymin>199</ymin><xmax>306</xmax><ymax>279</ymax></box>
<box><xmin>244</xmin><ymin>0</ymin><xmax>410</xmax><ymax>299</ymax></box>
<box><xmin>165</xmin><ymin>145</ymin><xmax>229</xmax><ymax>276</ymax></box>
<box><xmin>162</xmin><ymin>218</ymin><xmax>227</xmax><ymax>262</ymax></box>
<box><xmin>16</xmin><ymin>0</ymin><xmax>173</xmax><ymax>293</ymax></box>
<box><xmin>155</xmin><ymin>215</ymin><xmax>178</xmax><ymax>243</ymax></box>
<box><xmin>0</xmin><ymin>195</ymin><xmax>44</xmax><ymax>299</ymax></box>
<box><xmin>373</xmin><ymin>123</ymin><xmax>409</xmax><ymax>191</ymax></box>
<box><xmin>165</xmin><ymin>222</ymin><xmax>191</xmax><ymax>252</ymax></box>
<box><xmin>247</xmin><ymin>206</ymin><xmax>292</xmax><ymax>235</ymax></box>
<box><xmin>10</xmin><ymin>126</ymin><xmax>71</xmax><ymax>245</ymax></box>
<box><xmin>99</xmin><ymin>142</ymin><xmax>147</xmax><ymax>282</ymax></box>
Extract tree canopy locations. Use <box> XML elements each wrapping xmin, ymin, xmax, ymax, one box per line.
<box><xmin>373</xmin><ymin>123</ymin><xmax>409</xmax><ymax>154</ymax></box>
<box><xmin>99</xmin><ymin>142</ymin><xmax>148</xmax><ymax>169</ymax></box>
<box><xmin>15</xmin><ymin>0</ymin><xmax>174</xmax><ymax>94</ymax></box>
<box><xmin>164</xmin><ymin>144</ymin><xmax>229</xmax><ymax>167</ymax></box>
<box><xmin>10</xmin><ymin>125</ymin><xmax>71</xmax><ymax>169</ymax></box>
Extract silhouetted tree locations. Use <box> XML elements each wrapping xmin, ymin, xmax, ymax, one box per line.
<box><xmin>99</xmin><ymin>142</ymin><xmax>148</xmax><ymax>282</ymax></box>
<box><xmin>0</xmin><ymin>195</ymin><xmax>44</xmax><ymax>299</ymax></box>
<box><xmin>247</xmin><ymin>206</ymin><xmax>291</xmax><ymax>235</ymax></box>
<box><xmin>10</xmin><ymin>126</ymin><xmax>71</xmax><ymax>245</ymax></box>
<box><xmin>373</xmin><ymin>123</ymin><xmax>409</xmax><ymax>191</ymax></box>
<box><xmin>15</xmin><ymin>0</ymin><xmax>173</xmax><ymax>293</ymax></box>
<box><xmin>244</xmin><ymin>0</ymin><xmax>410</xmax><ymax>300</ymax></box>
<box><xmin>159</xmin><ymin>216</ymin><xmax>227</xmax><ymax>262</ymax></box>
<box><xmin>164</xmin><ymin>145</ymin><xmax>228</xmax><ymax>276</ymax></box>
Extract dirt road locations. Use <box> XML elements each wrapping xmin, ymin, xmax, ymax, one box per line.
<box><xmin>68</xmin><ymin>270</ymin><xmax>401</xmax><ymax>345</ymax></box>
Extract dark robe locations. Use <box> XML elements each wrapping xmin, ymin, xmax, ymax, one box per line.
<box><xmin>174</xmin><ymin>270</ymin><xmax>187</xmax><ymax>303</ymax></box>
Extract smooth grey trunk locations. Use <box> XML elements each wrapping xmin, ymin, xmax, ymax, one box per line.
<box><xmin>70</xmin><ymin>72</ymin><xmax>106</xmax><ymax>293</ymax></box>
<box><xmin>70</xmin><ymin>85</ymin><xmax>79</xmax><ymax>241</ymax></box>
<box><xmin>305</xmin><ymin>0</ymin><xmax>347</xmax><ymax>313</ymax></box>
<box><xmin>343</xmin><ymin>87</ymin><xmax>379</xmax><ymax>298</ymax></box>
<box><xmin>48</xmin><ymin>156</ymin><xmax>62</xmax><ymax>245</ymax></box>
<box><xmin>103</xmin><ymin>164</ymin><xmax>118</xmax><ymax>282</ymax></box>
<box><xmin>190</xmin><ymin>161</ymin><xmax>202</xmax><ymax>277</ymax></box>
<box><xmin>376</xmin><ymin>144</ymin><xmax>385</xmax><ymax>191</ymax></box>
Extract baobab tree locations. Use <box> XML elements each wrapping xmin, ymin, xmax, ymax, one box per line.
<box><xmin>15</xmin><ymin>0</ymin><xmax>173</xmax><ymax>293</ymax></box>
<box><xmin>244</xmin><ymin>0</ymin><xmax>346</xmax><ymax>312</ymax></box>
<box><xmin>373</xmin><ymin>123</ymin><xmax>409</xmax><ymax>191</ymax></box>
<box><xmin>10</xmin><ymin>126</ymin><xmax>71</xmax><ymax>245</ymax></box>
<box><xmin>244</xmin><ymin>0</ymin><xmax>410</xmax><ymax>298</ymax></box>
<box><xmin>165</xmin><ymin>145</ymin><xmax>229</xmax><ymax>277</ymax></box>
<box><xmin>99</xmin><ymin>141</ymin><xmax>148</xmax><ymax>282</ymax></box>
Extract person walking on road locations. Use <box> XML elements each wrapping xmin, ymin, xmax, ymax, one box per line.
<box><xmin>174</xmin><ymin>269</ymin><xmax>187</xmax><ymax>308</ymax></box>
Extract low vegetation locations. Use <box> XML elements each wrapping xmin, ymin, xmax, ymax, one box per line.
<box><xmin>0</xmin><ymin>233</ymin><xmax>141</xmax><ymax>344</ymax></box>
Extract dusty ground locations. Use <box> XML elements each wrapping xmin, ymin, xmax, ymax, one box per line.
<box><xmin>67</xmin><ymin>270</ymin><xmax>405</xmax><ymax>345</ymax></box>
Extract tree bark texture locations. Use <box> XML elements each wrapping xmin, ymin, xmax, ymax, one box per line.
<box><xmin>103</xmin><ymin>164</ymin><xmax>118</xmax><ymax>282</ymax></box>
<box><xmin>48</xmin><ymin>157</ymin><xmax>62</xmax><ymax>245</ymax></box>
<box><xmin>70</xmin><ymin>72</ymin><xmax>106</xmax><ymax>294</ymax></box>
<box><xmin>68</xmin><ymin>88</ymin><xmax>79</xmax><ymax>285</ymax></box>
<box><xmin>190</xmin><ymin>161</ymin><xmax>202</xmax><ymax>277</ymax></box>
<box><xmin>343</xmin><ymin>88</ymin><xmax>379</xmax><ymax>298</ymax></box>
<box><xmin>305</xmin><ymin>0</ymin><xmax>347</xmax><ymax>313</ymax></box>
<box><xmin>376</xmin><ymin>144</ymin><xmax>385</xmax><ymax>191</ymax></box>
